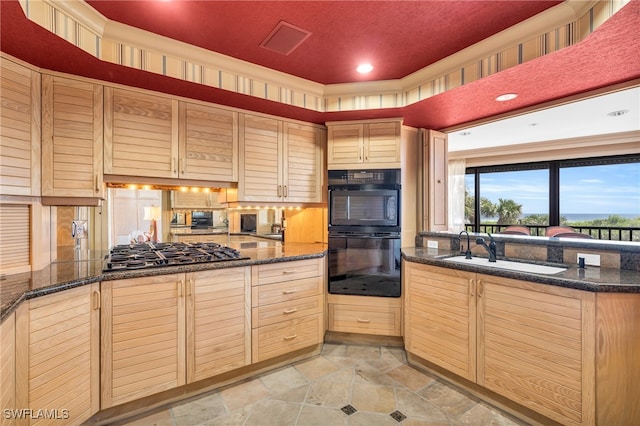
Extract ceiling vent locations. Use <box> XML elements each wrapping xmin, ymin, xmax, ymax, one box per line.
<box><xmin>260</xmin><ymin>21</ymin><xmax>311</xmax><ymax>55</ymax></box>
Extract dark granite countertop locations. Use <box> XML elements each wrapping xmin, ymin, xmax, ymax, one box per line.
<box><xmin>402</xmin><ymin>247</ymin><xmax>640</xmax><ymax>293</ymax></box>
<box><xmin>0</xmin><ymin>242</ymin><xmax>326</xmax><ymax>323</ymax></box>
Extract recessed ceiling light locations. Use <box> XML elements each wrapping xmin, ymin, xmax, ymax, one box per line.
<box><xmin>459</xmin><ymin>131</ymin><xmax>471</xmax><ymax>136</ymax></box>
<box><xmin>529</xmin><ymin>122</ymin><xmax>539</xmax><ymax>126</ymax></box>
<box><xmin>607</xmin><ymin>110</ymin><xmax>629</xmax><ymax>116</ymax></box>
<box><xmin>356</xmin><ymin>63</ymin><xmax>373</xmax><ymax>74</ymax></box>
<box><xmin>495</xmin><ymin>93</ymin><xmax>518</xmax><ymax>102</ymax></box>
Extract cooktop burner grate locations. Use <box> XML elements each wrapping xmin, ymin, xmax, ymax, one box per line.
<box><xmin>103</xmin><ymin>242</ymin><xmax>248</xmax><ymax>272</ymax></box>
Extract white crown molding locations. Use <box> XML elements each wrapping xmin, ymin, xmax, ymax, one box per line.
<box><xmin>23</xmin><ymin>0</ymin><xmax>623</xmax><ymax>114</ymax></box>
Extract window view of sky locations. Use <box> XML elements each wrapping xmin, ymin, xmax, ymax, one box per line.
<box><xmin>560</xmin><ymin>163</ymin><xmax>640</xmax><ymax>215</ymax></box>
<box><xmin>472</xmin><ymin>169</ymin><xmax>549</xmax><ymax>215</ymax></box>
<box><xmin>466</xmin><ymin>162</ymin><xmax>640</xmax><ymax>217</ymax></box>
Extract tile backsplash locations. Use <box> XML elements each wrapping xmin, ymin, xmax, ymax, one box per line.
<box><xmin>416</xmin><ymin>232</ymin><xmax>640</xmax><ymax>272</ymax></box>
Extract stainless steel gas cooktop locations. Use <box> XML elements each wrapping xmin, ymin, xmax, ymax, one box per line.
<box><xmin>103</xmin><ymin>242</ymin><xmax>248</xmax><ymax>272</ymax></box>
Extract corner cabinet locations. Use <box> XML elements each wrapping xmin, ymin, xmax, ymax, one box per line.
<box><xmin>237</xmin><ymin>114</ymin><xmax>324</xmax><ymax>203</ymax></box>
<box><xmin>15</xmin><ymin>284</ymin><xmax>100</xmax><ymax>425</ymax></box>
<box><xmin>104</xmin><ymin>87</ymin><xmax>178</xmax><ymax>179</ymax></box>
<box><xmin>404</xmin><ymin>262</ymin><xmax>596</xmax><ymax>426</ymax></box>
<box><xmin>327</xmin><ymin>119</ymin><xmax>401</xmax><ymax>170</ymax></box>
<box><xmin>41</xmin><ymin>75</ymin><xmax>104</xmax><ymax>203</ymax></box>
<box><xmin>0</xmin><ymin>57</ymin><xmax>41</xmax><ymax>197</ymax></box>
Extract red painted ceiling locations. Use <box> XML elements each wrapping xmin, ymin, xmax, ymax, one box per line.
<box><xmin>1</xmin><ymin>0</ymin><xmax>640</xmax><ymax>130</ymax></box>
<box><xmin>84</xmin><ymin>0</ymin><xmax>561</xmax><ymax>85</ymax></box>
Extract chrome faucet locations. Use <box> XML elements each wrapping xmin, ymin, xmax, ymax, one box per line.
<box><xmin>476</xmin><ymin>233</ymin><xmax>497</xmax><ymax>262</ymax></box>
<box><xmin>459</xmin><ymin>230</ymin><xmax>472</xmax><ymax>259</ymax></box>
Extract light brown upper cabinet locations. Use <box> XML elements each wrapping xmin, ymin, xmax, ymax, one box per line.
<box><xmin>0</xmin><ymin>58</ymin><xmax>41</xmax><ymax>197</ymax></box>
<box><xmin>236</xmin><ymin>114</ymin><xmax>324</xmax><ymax>203</ymax></box>
<box><xmin>104</xmin><ymin>87</ymin><xmax>178</xmax><ymax>179</ymax></box>
<box><xmin>178</xmin><ymin>102</ymin><xmax>238</xmax><ymax>182</ymax></box>
<box><xmin>422</xmin><ymin>129</ymin><xmax>448</xmax><ymax>231</ymax></box>
<box><xmin>327</xmin><ymin>119</ymin><xmax>401</xmax><ymax>170</ymax></box>
<box><xmin>41</xmin><ymin>75</ymin><xmax>104</xmax><ymax>204</ymax></box>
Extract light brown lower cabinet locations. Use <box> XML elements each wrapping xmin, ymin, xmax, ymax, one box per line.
<box><xmin>251</xmin><ymin>258</ymin><xmax>324</xmax><ymax>362</ymax></box>
<box><xmin>186</xmin><ymin>268</ymin><xmax>251</xmax><ymax>383</ymax></box>
<box><xmin>1</xmin><ymin>311</ymin><xmax>16</xmax><ymax>426</ymax></box>
<box><xmin>101</xmin><ymin>267</ymin><xmax>251</xmax><ymax>408</ymax></box>
<box><xmin>15</xmin><ymin>284</ymin><xmax>100</xmax><ymax>425</ymax></box>
<box><xmin>404</xmin><ymin>262</ymin><xmax>597</xmax><ymax>426</ymax></box>
<box><xmin>327</xmin><ymin>294</ymin><xmax>402</xmax><ymax>337</ymax></box>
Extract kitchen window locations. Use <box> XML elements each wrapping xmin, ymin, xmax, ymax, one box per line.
<box><xmin>465</xmin><ymin>154</ymin><xmax>640</xmax><ymax>241</ymax></box>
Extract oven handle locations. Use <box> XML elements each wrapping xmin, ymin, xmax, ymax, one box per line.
<box><xmin>328</xmin><ymin>234</ymin><xmax>400</xmax><ymax>239</ymax></box>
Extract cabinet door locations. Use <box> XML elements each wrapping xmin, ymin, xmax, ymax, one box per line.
<box><xmin>364</xmin><ymin>122</ymin><xmax>400</xmax><ymax>167</ymax></box>
<box><xmin>423</xmin><ymin>130</ymin><xmax>448</xmax><ymax>231</ymax></box>
<box><xmin>0</xmin><ymin>58</ymin><xmax>40</xmax><ymax>196</ymax></box>
<box><xmin>101</xmin><ymin>275</ymin><xmax>186</xmax><ymax>408</ymax></box>
<box><xmin>171</xmin><ymin>190</ymin><xmax>225</xmax><ymax>209</ymax></box>
<box><xmin>41</xmin><ymin>75</ymin><xmax>104</xmax><ymax>199</ymax></box>
<box><xmin>476</xmin><ymin>274</ymin><xmax>595</xmax><ymax>426</ymax></box>
<box><xmin>186</xmin><ymin>267</ymin><xmax>251</xmax><ymax>383</ymax></box>
<box><xmin>238</xmin><ymin>114</ymin><xmax>282</xmax><ymax>201</ymax></box>
<box><xmin>282</xmin><ymin>122</ymin><xmax>323</xmax><ymax>203</ymax></box>
<box><xmin>327</xmin><ymin>124</ymin><xmax>363</xmax><ymax>168</ymax></box>
<box><xmin>15</xmin><ymin>284</ymin><xmax>100</xmax><ymax>425</ymax></box>
<box><xmin>104</xmin><ymin>87</ymin><xmax>178</xmax><ymax>178</ymax></box>
<box><xmin>1</xmin><ymin>312</ymin><xmax>15</xmax><ymax>426</ymax></box>
<box><xmin>404</xmin><ymin>263</ymin><xmax>477</xmax><ymax>381</ymax></box>
<box><xmin>179</xmin><ymin>102</ymin><xmax>238</xmax><ymax>182</ymax></box>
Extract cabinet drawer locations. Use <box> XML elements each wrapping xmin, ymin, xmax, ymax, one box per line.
<box><xmin>251</xmin><ymin>276</ymin><xmax>322</xmax><ymax>307</ymax></box>
<box><xmin>329</xmin><ymin>303</ymin><xmax>401</xmax><ymax>336</ymax></box>
<box><xmin>252</xmin><ymin>258</ymin><xmax>322</xmax><ymax>286</ymax></box>
<box><xmin>252</xmin><ymin>314</ymin><xmax>323</xmax><ymax>362</ymax></box>
<box><xmin>252</xmin><ymin>295</ymin><xmax>322</xmax><ymax>328</ymax></box>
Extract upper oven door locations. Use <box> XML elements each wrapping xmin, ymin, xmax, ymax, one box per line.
<box><xmin>329</xmin><ymin>188</ymin><xmax>399</xmax><ymax>228</ymax></box>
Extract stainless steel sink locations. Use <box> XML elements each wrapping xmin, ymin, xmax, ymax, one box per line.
<box><xmin>442</xmin><ymin>256</ymin><xmax>567</xmax><ymax>275</ymax></box>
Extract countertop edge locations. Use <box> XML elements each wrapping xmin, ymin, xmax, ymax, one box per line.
<box><xmin>0</xmin><ymin>249</ymin><xmax>327</xmax><ymax>323</ymax></box>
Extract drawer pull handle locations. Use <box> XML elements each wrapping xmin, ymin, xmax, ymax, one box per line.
<box><xmin>356</xmin><ymin>318</ymin><xmax>370</xmax><ymax>323</ymax></box>
<box><xmin>283</xmin><ymin>289</ymin><xmax>297</xmax><ymax>294</ymax></box>
<box><xmin>282</xmin><ymin>270</ymin><xmax>297</xmax><ymax>274</ymax></box>
<box><xmin>284</xmin><ymin>334</ymin><xmax>297</xmax><ymax>341</ymax></box>
<box><xmin>283</xmin><ymin>308</ymin><xmax>297</xmax><ymax>314</ymax></box>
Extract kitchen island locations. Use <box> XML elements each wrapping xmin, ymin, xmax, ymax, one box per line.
<box><xmin>0</xmin><ymin>241</ymin><xmax>327</xmax><ymax>425</ymax></box>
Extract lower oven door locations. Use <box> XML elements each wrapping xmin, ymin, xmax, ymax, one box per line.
<box><xmin>328</xmin><ymin>233</ymin><xmax>401</xmax><ymax>297</ymax></box>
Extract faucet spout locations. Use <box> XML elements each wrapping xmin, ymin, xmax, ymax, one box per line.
<box><xmin>475</xmin><ymin>233</ymin><xmax>497</xmax><ymax>262</ymax></box>
<box><xmin>459</xmin><ymin>230</ymin><xmax>472</xmax><ymax>259</ymax></box>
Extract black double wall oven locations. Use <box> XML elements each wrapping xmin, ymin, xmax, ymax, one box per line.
<box><xmin>328</xmin><ymin>169</ymin><xmax>401</xmax><ymax>297</ymax></box>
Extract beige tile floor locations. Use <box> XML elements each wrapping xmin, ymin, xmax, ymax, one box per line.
<box><xmin>116</xmin><ymin>343</ymin><xmax>528</xmax><ymax>426</ymax></box>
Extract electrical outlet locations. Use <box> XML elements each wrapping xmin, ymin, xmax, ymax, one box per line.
<box><xmin>427</xmin><ymin>240</ymin><xmax>438</xmax><ymax>249</ymax></box>
<box><xmin>577</xmin><ymin>253</ymin><xmax>600</xmax><ymax>267</ymax></box>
